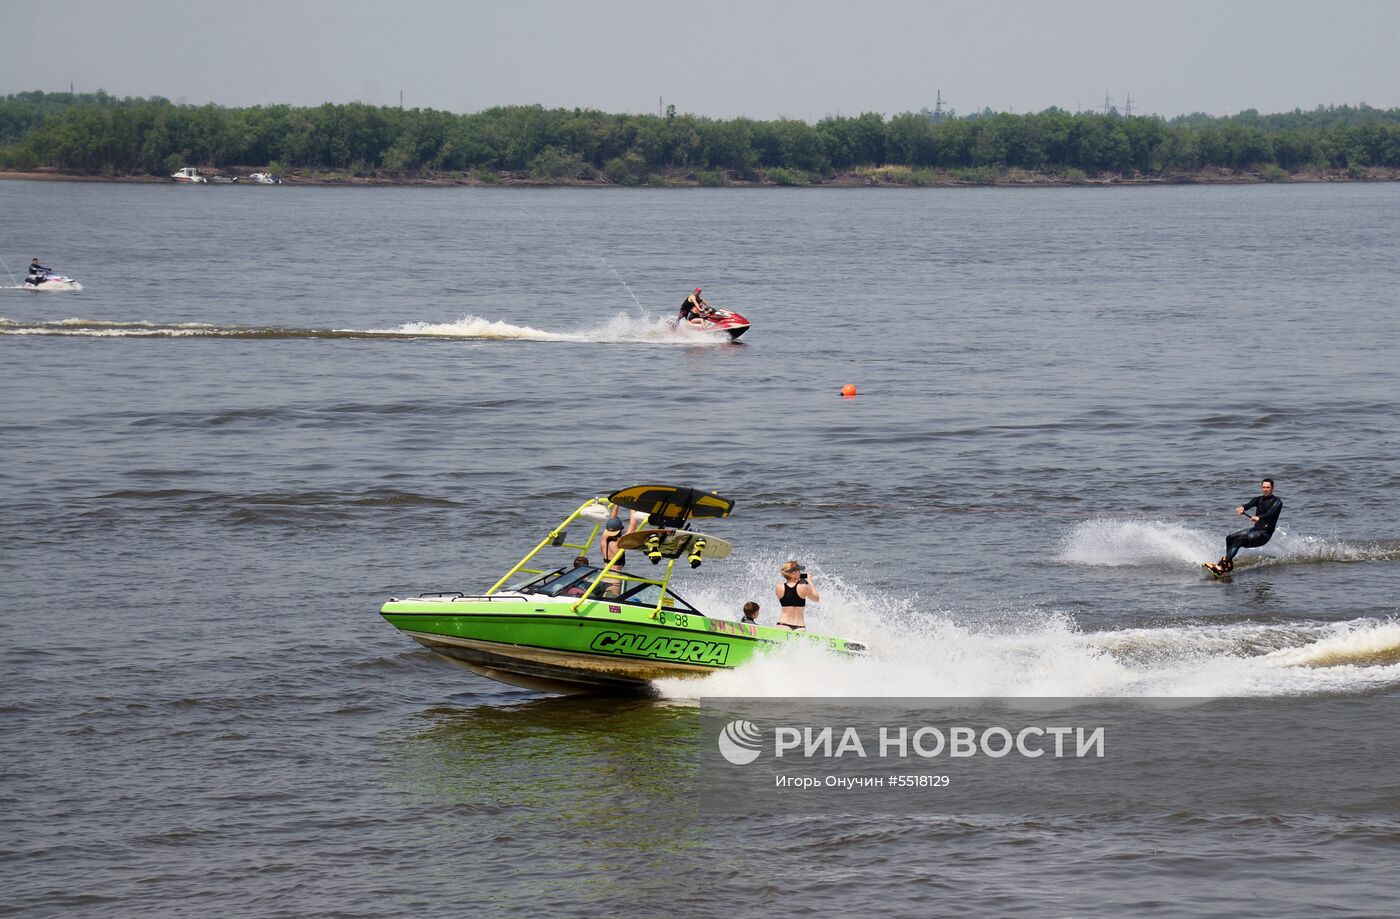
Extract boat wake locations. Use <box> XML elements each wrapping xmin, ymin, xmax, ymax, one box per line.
<box><xmin>657</xmin><ymin>556</ymin><xmax>1400</xmax><ymax>699</ymax></box>
<box><xmin>0</xmin><ymin>312</ymin><xmax>732</xmax><ymax>345</ymax></box>
<box><xmin>2</xmin><ymin>282</ymin><xmax>84</xmax><ymax>291</ymax></box>
<box><xmin>1057</xmin><ymin>517</ymin><xmax>1400</xmax><ymax>569</ymax></box>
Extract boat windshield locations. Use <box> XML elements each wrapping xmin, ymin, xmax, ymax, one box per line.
<box><xmin>510</xmin><ymin>566</ymin><xmax>587</xmax><ymax>594</ymax></box>
<box><xmin>511</xmin><ymin>565</ymin><xmax>699</xmax><ymax>613</ymax></box>
<box><xmin>612</xmin><ymin>580</ymin><xmax>699</xmax><ymax>613</ymax></box>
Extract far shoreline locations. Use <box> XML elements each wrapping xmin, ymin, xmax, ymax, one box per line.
<box><xmin>3</xmin><ymin>166</ymin><xmax>1396</xmax><ymax>189</ymax></box>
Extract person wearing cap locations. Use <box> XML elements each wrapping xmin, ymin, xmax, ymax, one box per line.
<box><xmin>599</xmin><ymin>516</ymin><xmax>629</xmax><ymax>569</ymax></box>
<box><xmin>600</xmin><ymin>508</ymin><xmax>644</xmax><ymax>562</ymax></box>
<box><xmin>598</xmin><ymin>512</ymin><xmax>641</xmax><ymax>596</ymax></box>
<box><xmin>678</xmin><ymin>287</ymin><xmax>712</xmax><ymax>324</ymax></box>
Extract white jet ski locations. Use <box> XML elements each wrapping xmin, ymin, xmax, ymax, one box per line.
<box><xmin>23</xmin><ymin>271</ymin><xmax>83</xmax><ymax>291</ymax></box>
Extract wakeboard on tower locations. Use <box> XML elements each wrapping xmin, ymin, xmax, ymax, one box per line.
<box><xmin>609</xmin><ymin>485</ymin><xmax>735</xmax><ymax>569</ymax></box>
<box><xmin>617</xmin><ymin>528</ymin><xmax>733</xmax><ymax>565</ymax></box>
<box><xmin>608</xmin><ymin>485</ymin><xmax>733</xmax><ymax>529</ymax></box>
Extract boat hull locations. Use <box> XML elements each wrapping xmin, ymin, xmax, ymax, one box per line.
<box><xmin>401</xmin><ymin>631</ymin><xmax>705</xmax><ymax>694</ymax></box>
<box><xmin>381</xmin><ymin>594</ymin><xmax>859</xmax><ymax>694</ymax></box>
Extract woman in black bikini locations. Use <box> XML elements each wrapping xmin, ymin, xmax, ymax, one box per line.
<box><xmin>598</xmin><ymin>518</ymin><xmax>631</xmax><ymax>596</ymax></box>
<box><xmin>775</xmin><ymin>560</ymin><xmax>819</xmax><ymax>631</ymax></box>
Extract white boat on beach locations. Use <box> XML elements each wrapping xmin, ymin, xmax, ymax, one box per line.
<box><xmin>171</xmin><ymin>167</ymin><xmax>207</xmax><ymax>184</ymax></box>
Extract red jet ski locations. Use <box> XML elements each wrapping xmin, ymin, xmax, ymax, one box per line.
<box><xmin>672</xmin><ymin>305</ymin><xmax>751</xmax><ymax>340</ymax></box>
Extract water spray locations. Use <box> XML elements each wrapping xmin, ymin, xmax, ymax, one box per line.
<box><xmin>595</xmin><ymin>253</ymin><xmax>645</xmax><ymax>312</ymax></box>
<box><xmin>0</xmin><ymin>255</ymin><xmax>20</xmax><ymax>288</ymax></box>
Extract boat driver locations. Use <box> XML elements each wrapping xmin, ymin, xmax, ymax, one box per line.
<box><xmin>678</xmin><ymin>287</ymin><xmax>712</xmax><ymax>324</ymax></box>
<box><xmin>27</xmin><ymin>258</ymin><xmax>51</xmax><ymax>283</ymax></box>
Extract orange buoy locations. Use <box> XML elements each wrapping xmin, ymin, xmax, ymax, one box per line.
<box><xmin>841</xmin><ymin>384</ymin><xmax>857</xmax><ymax>397</ymax></box>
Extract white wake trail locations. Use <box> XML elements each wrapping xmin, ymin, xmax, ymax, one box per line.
<box><xmin>656</xmin><ymin>553</ymin><xmax>1400</xmax><ymax>700</ymax></box>
<box><xmin>4</xmin><ymin>312</ymin><xmax>733</xmax><ymax>345</ymax></box>
<box><xmin>1057</xmin><ymin>518</ymin><xmax>1398</xmax><ymax>570</ymax></box>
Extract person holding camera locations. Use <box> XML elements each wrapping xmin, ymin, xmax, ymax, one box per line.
<box><xmin>775</xmin><ymin>561</ymin><xmax>820</xmax><ymax>631</ymax></box>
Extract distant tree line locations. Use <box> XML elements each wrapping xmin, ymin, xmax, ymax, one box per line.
<box><xmin>3</xmin><ymin>90</ymin><xmax>1399</xmax><ymax>182</ymax></box>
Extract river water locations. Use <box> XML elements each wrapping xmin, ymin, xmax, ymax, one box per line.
<box><xmin>3</xmin><ymin>180</ymin><xmax>1399</xmax><ymax>917</ymax></box>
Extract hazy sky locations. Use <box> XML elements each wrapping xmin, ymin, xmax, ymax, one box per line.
<box><xmin>3</xmin><ymin>0</ymin><xmax>1397</xmax><ymax>120</ymax></box>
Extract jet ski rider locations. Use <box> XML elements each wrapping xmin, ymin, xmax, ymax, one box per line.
<box><xmin>27</xmin><ymin>258</ymin><xmax>51</xmax><ymax>284</ymax></box>
<box><xmin>678</xmin><ymin>287</ymin><xmax>713</xmax><ymax>324</ymax></box>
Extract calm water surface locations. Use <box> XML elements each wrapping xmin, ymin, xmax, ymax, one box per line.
<box><xmin>3</xmin><ymin>180</ymin><xmax>1399</xmax><ymax>917</ymax></box>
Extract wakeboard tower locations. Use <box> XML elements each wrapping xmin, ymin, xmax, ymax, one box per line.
<box><xmin>379</xmin><ymin>483</ymin><xmax>863</xmax><ymax>694</ymax></box>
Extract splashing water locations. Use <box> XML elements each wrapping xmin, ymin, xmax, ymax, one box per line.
<box><xmin>1</xmin><ymin>313</ymin><xmax>732</xmax><ymax>345</ymax></box>
<box><xmin>370</xmin><ymin>315</ymin><xmax>565</xmax><ymax>341</ymax></box>
<box><xmin>1059</xmin><ymin>518</ymin><xmax>1218</xmax><ymax>567</ymax></box>
<box><xmin>1263</xmin><ymin>620</ymin><xmax>1400</xmax><ymax>668</ymax></box>
<box><xmin>2</xmin><ymin>281</ymin><xmax>83</xmax><ymax>291</ymax></box>
<box><xmin>1057</xmin><ymin>518</ymin><xmax>1400</xmax><ymax>569</ymax></box>
<box><xmin>594</xmin><ymin>253</ymin><xmax>645</xmax><ymax>312</ymax></box>
<box><xmin>655</xmin><ymin>552</ymin><xmax>1400</xmax><ymax>700</ymax></box>
<box><xmin>660</xmin><ymin>608</ymin><xmax>1400</xmax><ymax>700</ymax></box>
<box><xmin>372</xmin><ymin>312</ymin><xmax>729</xmax><ymax>344</ymax></box>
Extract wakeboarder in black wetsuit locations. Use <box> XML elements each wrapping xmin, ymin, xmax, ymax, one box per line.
<box><xmin>1212</xmin><ymin>478</ymin><xmax>1283</xmax><ymax>572</ymax></box>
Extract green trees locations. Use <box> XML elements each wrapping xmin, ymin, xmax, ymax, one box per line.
<box><xmin>885</xmin><ymin>113</ymin><xmax>936</xmax><ymax>166</ymax></box>
<box><xmin>699</xmin><ymin>118</ymin><xmax>757</xmax><ymax>174</ymax></box>
<box><xmin>1070</xmin><ymin>117</ymin><xmax>1132</xmax><ymax>172</ymax></box>
<box><xmin>3</xmin><ymin>90</ymin><xmax>1399</xmax><ymax>181</ymax></box>
<box><xmin>817</xmin><ymin>113</ymin><xmax>886</xmax><ymax>169</ymax></box>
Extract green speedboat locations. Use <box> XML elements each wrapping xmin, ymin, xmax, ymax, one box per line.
<box><xmin>380</xmin><ymin>484</ymin><xmax>865</xmax><ymax>694</ymax></box>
